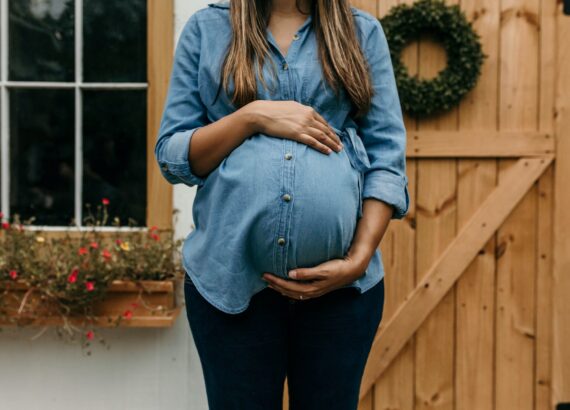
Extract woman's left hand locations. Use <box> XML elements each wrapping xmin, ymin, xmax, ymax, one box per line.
<box><xmin>261</xmin><ymin>254</ymin><xmax>368</xmax><ymax>300</ymax></box>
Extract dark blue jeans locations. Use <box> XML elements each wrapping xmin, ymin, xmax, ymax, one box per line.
<box><xmin>183</xmin><ymin>274</ymin><xmax>385</xmax><ymax>410</ymax></box>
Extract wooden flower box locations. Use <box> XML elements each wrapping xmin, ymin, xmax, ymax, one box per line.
<box><xmin>0</xmin><ymin>279</ymin><xmax>183</xmax><ymax>328</ymax></box>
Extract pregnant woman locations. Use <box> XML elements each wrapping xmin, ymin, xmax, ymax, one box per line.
<box><xmin>155</xmin><ymin>0</ymin><xmax>409</xmax><ymax>408</ymax></box>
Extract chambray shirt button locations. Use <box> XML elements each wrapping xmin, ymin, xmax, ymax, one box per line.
<box><xmin>282</xmin><ymin>62</ymin><xmax>288</xmax><ymax>70</ymax></box>
<box><xmin>293</xmin><ymin>33</ymin><xmax>299</xmax><ymax>40</ymax></box>
<box><xmin>285</xmin><ymin>152</ymin><xmax>293</xmax><ymax>160</ymax></box>
<box><xmin>277</xmin><ymin>237</ymin><xmax>286</xmax><ymax>246</ymax></box>
<box><xmin>161</xmin><ymin>163</ymin><xmax>168</xmax><ymax>172</ymax></box>
<box><xmin>282</xmin><ymin>193</ymin><xmax>291</xmax><ymax>202</ymax></box>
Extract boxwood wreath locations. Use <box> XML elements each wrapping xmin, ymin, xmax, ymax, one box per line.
<box><xmin>379</xmin><ymin>0</ymin><xmax>487</xmax><ymax>117</ymax></box>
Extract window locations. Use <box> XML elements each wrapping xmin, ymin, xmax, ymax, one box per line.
<box><xmin>0</xmin><ymin>0</ymin><xmax>174</xmax><ymax>230</ymax></box>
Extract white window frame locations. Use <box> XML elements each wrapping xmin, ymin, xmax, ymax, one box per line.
<box><xmin>0</xmin><ymin>0</ymin><xmax>151</xmax><ymax>232</ymax></box>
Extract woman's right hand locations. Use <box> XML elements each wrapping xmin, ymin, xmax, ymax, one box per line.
<box><xmin>249</xmin><ymin>100</ymin><xmax>343</xmax><ymax>154</ymax></box>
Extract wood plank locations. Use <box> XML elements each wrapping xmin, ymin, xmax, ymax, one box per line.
<box><xmin>535</xmin><ymin>164</ymin><xmax>554</xmax><ymax>410</ymax></box>
<box><xmin>374</xmin><ymin>161</ymin><xmax>417</xmax><ymax>410</ymax></box>
<box><xmin>406</xmin><ymin>130</ymin><xmax>553</xmax><ymax>157</ymax></box>
<box><xmin>413</xmin><ymin>0</ymin><xmax>459</xmax><ymax>405</ymax></box>
<box><xmin>495</xmin><ymin>166</ymin><xmax>538</xmax><ymax>410</ymax></box>
<box><xmin>414</xmin><ymin>159</ymin><xmax>456</xmax><ymax>410</ymax></box>
<box><xmin>147</xmin><ymin>0</ymin><xmax>174</xmax><ymax>229</ymax></box>
<box><xmin>0</xmin><ymin>279</ymin><xmax>176</xmax><ymax>293</ymax></box>
<box><xmin>496</xmin><ymin>0</ymin><xmax>540</xmax><ymax>408</ymax></box>
<box><xmin>0</xmin><ymin>307</ymin><xmax>182</xmax><ymax>328</ymax></box>
<box><xmin>372</xmin><ymin>0</ymin><xmax>417</xmax><ymax>408</ymax></box>
<box><xmin>358</xmin><ymin>388</ymin><xmax>374</xmax><ymax>410</ymax></box>
<box><xmin>359</xmin><ymin>155</ymin><xmax>553</xmax><ymax>400</ymax></box>
<box><xmin>455</xmin><ymin>0</ymin><xmax>500</xmax><ymax>408</ymax></box>
<box><xmin>535</xmin><ymin>0</ymin><xmax>556</xmax><ymax>408</ymax></box>
<box><xmin>552</xmin><ymin>0</ymin><xmax>570</xmax><ymax>405</ymax></box>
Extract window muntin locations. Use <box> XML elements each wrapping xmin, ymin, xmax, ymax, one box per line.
<box><xmin>0</xmin><ymin>0</ymin><xmax>148</xmax><ymax>229</ymax></box>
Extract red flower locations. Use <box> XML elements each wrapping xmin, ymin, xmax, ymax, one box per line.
<box><xmin>123</xmin><ymin>310</ymin><xmax>133</xmax><ymax>320</ymax></box>
<box><xmin>90</xmin><ymin>242</ymin><xmax>99</xmax><ymax>249</ymax></box>
<box><xmin>85</xmin><ymin>281</ymin><xmax>95</xmax><ymax>291</ymax></box>
<box><xmin>115</xmin><ymin>239</ymin><xmax>122</xmax><ymax>245</ymax></box>
<box><xmin>86</xmin><ymin>330</ymin><xmax>94</xmax><ymax>340</ymax></box>
<box><xmin>151</xmin><ymin>233</ymin><xmax>160</xmax><ymax>241</ymax></box>
<box><xmin>1</xmin><ymin>222</ymin><xmax>9</xmax><ymax>230</ymax></box>
<box><xmin>68</xmin><ymin>268</ymin><xmax>79</xmax><ymax>284</ymax></box>
<box><xmin>9</xmin><ymin>270</ymin><xmax>18</xmax><ymax>280</ymax></box>
<box><xmin>131</xmin><ymin>302</ymin><xmax>139</xmax><ymax>309</ymax></box>
<box><xmin>78</xmin><ymin>247</ymin><xmax>88</xmax><ymax>256</ymax></box>
<box><xmin>102</xmin><ymin>249</ymin><xmax>112</xmax><ymax>262</ymax></box>
<box><xmin>149</xmin><ymin>226</ymin><xmax>158</xmax><ymax>232</ymax></box>
<box><xmin>102</xmin><ymin>198</ymin><xmax>110</xmax><ymax>205</ymax></box>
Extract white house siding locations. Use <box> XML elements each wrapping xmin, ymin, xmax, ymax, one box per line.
<box><xmin>0</xmin><ymin>1</ymin><xmax>210</xmax><ymax>409</ymax></box>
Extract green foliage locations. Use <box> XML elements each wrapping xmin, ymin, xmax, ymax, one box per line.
<box><xmin>0</xmin><ymin>199</ymin><xmax>184</xmax><ymax>350</ymax></box>
<box><xmin>380</xmin><ymin>0</ymin><xmax>487</xmax><ymax>117</ymax></box>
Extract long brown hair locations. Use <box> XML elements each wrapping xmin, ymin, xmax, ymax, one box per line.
<box><xmin>214</xmin><ymin>0</ymin><xmax>373</xmax><ymax>119</ymax></box>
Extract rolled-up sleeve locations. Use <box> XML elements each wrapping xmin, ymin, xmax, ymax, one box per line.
<box><xmin>154</xmin><ymin>13</ymin><xmax>207</xmax><ymax>188</ymax></box>
<box><xmin>357</xmin><ymin>18</ymin><xmax>410</xmax><ymax>220</ymax></box>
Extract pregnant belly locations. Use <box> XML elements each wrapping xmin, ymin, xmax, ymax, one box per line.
<box><xmin>286</xmin><ymin>141</ymin><xmax>360</xmax><ymax>270</ymax></box>
<box><xmin>192</xmin><ymin>132</ymin><xmax>361</xmax><ymax>277</ymax></box>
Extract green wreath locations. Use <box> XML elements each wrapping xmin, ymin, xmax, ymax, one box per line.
<box><xmin>380</xmin><ymin>0</ymin><xmax>487</xmax><ymax>117</ymax></box>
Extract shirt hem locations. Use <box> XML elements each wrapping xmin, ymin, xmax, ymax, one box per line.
<box><xmin>182</xmin><ymin>260</ymin><xmax>269</xmax><ymax>315</ymax></box>
<box><xmin>182</xmin><ymin>248</ymin><xmax>384</xmax><ymax>313</ymax></box>
<box><xmin>342</xmin><ymin>269</ymin><xmax>385</xmax><ymax>294</ymax></box>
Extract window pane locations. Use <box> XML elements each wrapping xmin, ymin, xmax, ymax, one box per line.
<box><xmin>84</xmin><ymin>0</ymin><xmax>147</xmax><ymax>82</ymax></box>
<box><xmin>10</xmin><ymin>89</ymin><xmax>75</xmax><ymax>225</ymax></box>
<box><xmin>83</xmin><ymin>90</ymin><xmax>146</xmax><ymax>227</ymax></box>
<box><xmin>9</xmin><ymin>0</ymin><xmax>75</xmax><ymax>82</ymax></box>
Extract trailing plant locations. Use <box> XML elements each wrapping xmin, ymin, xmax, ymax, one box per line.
<box><xmin>0</xmin><ymin>198</ymin><xmax>184</xmax><ymax>354</ymax></box>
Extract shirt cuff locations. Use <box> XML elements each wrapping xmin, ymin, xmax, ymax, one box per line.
<box><xmin>362</xmin><ymin>170</ymin><xmax>410</xmax><ymax>220</ymax></box>
<box><xmin>157</xmin><ymin>128</ymin><xmax>206</xmax><ymax>187</ymax></box>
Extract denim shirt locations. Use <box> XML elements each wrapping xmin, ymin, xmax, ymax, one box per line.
<box><xmin>154</xmin><ymin>0</ymin><xmax>410</xmax><ymax>314</ymax></box>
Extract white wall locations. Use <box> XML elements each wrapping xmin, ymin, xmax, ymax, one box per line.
<box><xmin>0</xmin><ymin>1</ymin><xmax>211</xmax><ymax>409</ymax></box>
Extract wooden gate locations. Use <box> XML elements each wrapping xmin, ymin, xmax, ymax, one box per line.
<box><xmin>349</xmin><ymin>0</ymin><xmax>568</xmax><ymax>409</ymax></box>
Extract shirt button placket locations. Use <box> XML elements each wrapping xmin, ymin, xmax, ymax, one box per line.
<box><xmin>275</xmin><ymin>148</ymin><xmax>295</xmax><ymax>278</ymax></box>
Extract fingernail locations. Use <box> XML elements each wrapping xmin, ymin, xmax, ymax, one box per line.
<box><xmin>289</xmin><ymin>270</ymin><xmax>297</xmax><ymax>279</ymax></box>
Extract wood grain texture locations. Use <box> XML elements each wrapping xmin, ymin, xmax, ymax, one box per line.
<box><xmin>455</xmin><ymin>0</ymin><xmax>500</xmax><ymax>408</ymax></box>
<box><xmin>535</xmin><ymin>0</ymin><xmax>556</xmax><ymax>408</ymax></box>
<box><xmin>413</xmin><ymin>0</ymin><xmax>459</xmax><ymax>406</ymax></box>
<box><xmin>147</xmin><ymin>0</ymin><xmax>175</xmax><ymax>229</ymax></box>
<box><xmin>553</xmin><ymin>0</ymin><xmax>570</xmax><ymax>405</ymax></box>
<box><xmin>406</xmin><ymin>130</ymin><xmax>554</xmax><ymax>157</ymax></box>
<box><xmin>496</xmin><ymin>0</ymin><xmax>540</xmax><ymax>409</ymax></box>
<box><xmin>353</xmin><ymin>0</ymin><xmax>560</xmax><ymax>409</ymax></box>
<box><xmin>372</xmin><ymin>0</ymin><xmax>417</xmax><ymax>408</ymax></box>
<box><xmin>359</xmin><ymin>155</ymin><xmax>553</xmax><ymax>401</ymax></box>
